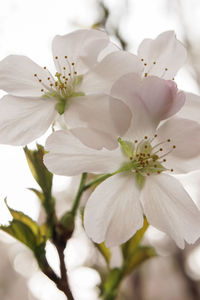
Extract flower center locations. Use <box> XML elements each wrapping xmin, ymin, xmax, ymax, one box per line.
<box><xmin>118</xmin><ymin>134</ymin><xmax>175</xmax><ymax>188</ymax></box>
<box><xmin>34</xmin><ymin>56</ymin><xmax>84</xmax><ymax>114</ymax></box>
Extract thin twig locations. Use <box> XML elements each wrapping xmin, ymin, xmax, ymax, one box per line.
<box><xmin>56</xmin><ymin>244</ymin><xmax>74</xmax><ymax>300</ymax></box>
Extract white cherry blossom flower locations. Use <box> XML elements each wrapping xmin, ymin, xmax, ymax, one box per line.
<box><xmin>44</xmin><ymin>79</ymin><xmax>200</xmax><ymax>248</ymax></box>
<box><xmin>0</xmin><ymin>29</ymin><xmax>143</xmax><ymax>145</ymax></box>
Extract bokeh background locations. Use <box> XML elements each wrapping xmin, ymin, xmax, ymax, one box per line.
<box><xmin>0</xmin><ymin>0</ymin><xmax>200</xmax><ymax>299</ymax></box>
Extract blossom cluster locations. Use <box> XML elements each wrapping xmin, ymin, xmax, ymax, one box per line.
<box><xmin>1</xmin><ymin>29</ymin><xmax>200</xmax><ymax>248</ymax></box>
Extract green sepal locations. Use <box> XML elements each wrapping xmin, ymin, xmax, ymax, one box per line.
<box><xmin>118</xmin><ymin>137</ymin><xmax>133</xmax><ymax>158</ymax></box>
<box><xmin>136</xmin><ymin>173</ymin><xmax>146</xmax><ymax>189</ymax></box>
<box><xmin>122</xmin><ymin>217</ymin><xmax>149</xmax><ymax>259</ymax></box>
<box><xmin>95</xmin><ymin>242</ymin><xmax>111</xmax><ymax>266</ymax></box>
<box><xmin>100</xmin><ymin>268</ymin><xmax>122</xmax><ymax>300</ymax></box>
<box><xmin>121</xmin><ymin>217</ymin><xmax>155</xmax><ymax>275</ymax></box>
<box><xmin>60</xmin><ymin>211</ymin><xmax>75</xmax><ymax>235</ymax></box>
<box><xmin>56</xmin><ymin>98</ymin><xmax>66</xmax><ymax>115</ymax></box>
<box><xmin>123</xmin><ymin>246</ymin><xmax>157</xmax><ymax>275</ymax></box>
<box><xmin>24</xmin><ymin>145</ymin><xmax>55</xmax><ymax>214</ymax></box>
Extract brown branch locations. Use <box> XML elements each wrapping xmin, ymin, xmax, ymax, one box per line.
<box><xmin>39</xmin><ymin>250</ymin><xmax>74</xmax><ymax>300</ymax></box>
<box><xmin>55</xmin><ymin>243</ymin><xmax>74</xmax><ymax>300</ymax></box>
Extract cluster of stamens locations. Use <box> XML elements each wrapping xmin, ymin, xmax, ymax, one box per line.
<box><xmin>119</xmin><ymin>134</ymin><xmax>176</xmax><ymax>177</ymax></box>
<box><xmin>33</xmin><ymin>55</ymin><xmax>80</xmax><ymax>98</ymax></box>
<box><xmin>140</xmin><ymin>58</ymin><xmax>174</xmax><ymax>80</ymax></box>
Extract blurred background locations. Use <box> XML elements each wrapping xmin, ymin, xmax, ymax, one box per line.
<box><xmin>0</xmin><ymin>0</ymin><xmax>200</xmax><ymax>299</ymax></box>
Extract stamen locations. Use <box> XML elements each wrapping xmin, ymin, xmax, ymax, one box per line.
<box><xmin>54</xmin><ymin>55</ymin><xmax>62</xmax><ymax>74</ymax></box>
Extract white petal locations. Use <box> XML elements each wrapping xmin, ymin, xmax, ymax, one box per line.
<box><xmin>64</xmin><ymin>94</ymin><xmax>132</xmax><ymax>138</ymax></box>
<box><xmin>84</xmin><ymin>173</ymin><xmax>144</xmax><ymax>247</ymax></box>
<box><xmin>70</xmin><ymin>127</ymin><xmax>118</xmax><ymax>150</ymax></box>
<box><xmin>177</xmin><ymin>92</ymin><xmax>200</xmax><ymax>122</ymax></box>
<box><xmin>0</xmin><ymin>95</ymin><xmax>56</xmax><ymax>145</ymax></box>
<box><xmin>0</xmin><ymin>55</ymin><xmax>49</xmax><ymax>97</ymax></box>
<box><xmin>155</xmin><ymin>118</ymin><xmax>200</xmax><ymax>173</ymax></box>
<box><xmin>138</xmin><ymin>31</ymin><xmax>187</xmax><ymax>79</ymax></box>
<box><xmin>52</xmin><ymin>29</ymin><xmax>110</xmax><ymax>74</ymax></box>
<box><xmin>44</xmin><ymin>130</ymin><xmax>124</xmax><ymax>176</ymax></box>
<box><xmin>177</xmin><ymin>170</ymin><xmax>200</xmax><ymax>209</ymax></box>
<box><xmin>98</xmin><ymin>42</ymin><xmax>120</xmax><ymax>61</ymax></box>
<box><xmin>141</xmin><ymin>173</ymin><xmax>200</xmax><ymax>248</ymax></box>
<box><xmin>81</xmin><ymin>51</ymin><xmax>143</xmax><ymax>95</ymax></box>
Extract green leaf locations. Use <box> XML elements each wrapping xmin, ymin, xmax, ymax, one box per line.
<box><xmin>29</xmin><ymin>188</ymin><xmax>46</xmax><ymax>206</ymax></box>
<box><xmin>24</xmin><ymin>145</ymin><xmax>55</xmax><ymax>214</ymax></box>
<box><xmin>95</xmin><ymin>242</ymin><xmax>111</xmax><ymax>266</ymax></box>
<box><xmin>39</xmin><ymin>223</ymin><xmax>52</xmax><ymax>240</ymax></box>
<box><xmin>1</xmin><ymin>202</ymin><xmax>48</xmax><ymax>260</ymax></box>
<box><xmin>5</xmin><ymin>199</ymin><xmax>39</xmax><ymax>237</ymax></box>
<box><xmin>1</xmin><ymin>220</ymin><xmax>38</xmax><ymax>250</ymax></box>
<box><xmin>122</xmin><ymin>217</ymin><xmax>149</xmax><ymax>259</ymax></box>
<box><xmin>24</xmin><ymin>144</ymin><xmax>53</xmax><ymax>196</ymax></box>
<box><xmin>123</xmin><ymin>246</ymin><xmax>156</xmax><ymax>275</ymax></box>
